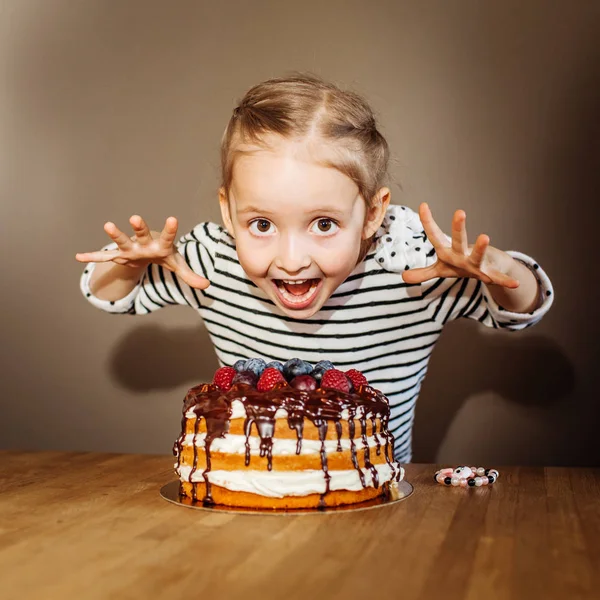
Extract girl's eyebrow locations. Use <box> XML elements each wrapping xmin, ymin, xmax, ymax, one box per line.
<box><xmin>237</xmin><ymin>205</ymin><xmax>272</xmax><ymax>215</ymax></box>
<box><xmin>237</xmin><ymin>206</ymin><xmax>348</xmax><ymax>218</ymax></box>
<box><xmin>305</xmin><ymin>207</ymin><xmax>348</xmax><ymax>219</ymax></box>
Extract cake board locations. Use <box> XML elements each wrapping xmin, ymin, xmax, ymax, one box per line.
<box><xmin>160</xmin><ymin>479</ymin><xmax>414</xmax><ymax>515</ymax></box>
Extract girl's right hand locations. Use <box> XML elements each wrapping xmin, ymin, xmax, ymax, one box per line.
<box><xmin>75</xmin><ymin>215</ymin><xmax>210</xmax><ymax>290</ymax></box>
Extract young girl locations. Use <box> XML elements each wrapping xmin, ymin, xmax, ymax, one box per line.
<box><xmin>76</xmin><ymin>74</ymin><xmax>553</xmax><ymax>463</ymax></box>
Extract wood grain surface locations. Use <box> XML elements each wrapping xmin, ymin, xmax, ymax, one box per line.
<box><xmin>0</xmin><ymin>450</ymin><xmax>598</xmax><ymax>600</ymax></box>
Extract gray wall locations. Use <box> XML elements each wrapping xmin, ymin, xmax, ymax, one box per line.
<box><xmin>2</xmin><ymin>0</ymin><xmax>598</xmax><ymax>465</ymax></box>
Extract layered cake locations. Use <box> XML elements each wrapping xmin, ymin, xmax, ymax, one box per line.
<box><xmin>173</xmin><ymin>358</ymin><xmax>404</xmax><ymax>509</ymax></box>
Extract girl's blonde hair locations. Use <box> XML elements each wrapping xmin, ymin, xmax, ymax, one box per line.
<box><xmin>220</xmin><ymin>73</ymin><xmax>390</xmax><ymax>209</ymax></box>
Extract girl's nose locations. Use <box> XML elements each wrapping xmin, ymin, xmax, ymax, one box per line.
<box><xmin>274</xmin><ymin>233</ymin><xmax>311</xmax><ymax>274</ymax></box>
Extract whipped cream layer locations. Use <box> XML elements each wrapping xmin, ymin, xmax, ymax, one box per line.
<box><xmin>181</xmin><ymin>432</ymin><xmax>385</xmax><ymax>456</ymax></box>
<box><xmin>177</xmin><ymin>463</ymin><xmax>404</xmax><ymax>498</ymax></box>
<box><xmin>185</xmin><ymin>399</ymin><xmax>364</xmax><ymax>421</ymax></box>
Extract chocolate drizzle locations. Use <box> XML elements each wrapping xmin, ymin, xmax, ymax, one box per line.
<box><xmin>174</xmin><ymin>380</ymin><xmax>399</xmax><ymax>504</ymax></box>
<box><xmin>335</xmin><ymin>421</ymin><xmax>343</xmax><ymax>452</ymax></box>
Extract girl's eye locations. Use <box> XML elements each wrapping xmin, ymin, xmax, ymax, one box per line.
<box><xmin>311</xmin><ymin>218</ymin><xmax>339</xmax><ymax>235</ymax></box>
<box><xmin>249</xmin><ymin>219</ymin><xmax>275</xmax><ymax>236</ymax></box>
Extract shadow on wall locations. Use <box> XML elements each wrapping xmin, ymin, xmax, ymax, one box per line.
<box><xmin>109</xmin><ymin>324</ymin><xmax>220</xmax><ymax>390</ymax></box>
<box><xmin>108</xmin><ymin>319</ymin><xmax>576</xmax><ymax>465</ymax></box>
<box><xmin>412</xmin><ymin>320</ymin><xmax>576</xmax><ymax>463</ymax></box>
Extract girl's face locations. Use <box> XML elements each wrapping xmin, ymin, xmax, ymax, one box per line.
<box><xmin>219</xmin><ymin>137</ymin><xmax>389</xmax><ymax>319</ymax></box>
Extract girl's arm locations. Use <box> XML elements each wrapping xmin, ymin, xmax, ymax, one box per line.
<box><xmin>482</xmin><ymin>248</ymin><xmax>542</xmax><ymax>314</ymax></box>
<box><xmin>88</xmin><ymin>262</ymin><xmax>148</xmax><ymax>302</ymax></box>
<box><xmin>76</xmin><ymin>215</ymin><xmax>211</xmax><ymax>313</ymax></box>
<box><xmin>403</xmin><ymin>204</ymin><xmax>546</xmax><ymax>314</ymax></box>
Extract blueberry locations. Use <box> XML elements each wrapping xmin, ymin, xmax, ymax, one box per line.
<box><xmin>283</xmin><ymin>358</ymin><xmax>313</xmax><ymax>381</ymax></box>
<box><xmin>233</xmin><ymin>359</ymin><xmax>246</xmax><ymax>372</ymax></box>
<box><xmin>314</xmin><ymin>360</ymin><xmax>335</xmax><ymax>371</ymax></box>
<box><xmin>265</xmin><ymin>361</ymin><xmax>284</xmax><ymax>373</ymax></box>
<box><xmin>232</xmin><ymin>370</ymin><xmax>258</xmax><ymax>387</ymax></box>
<box><xmin>243</xmin><ymin>358</ymin><xmax>267</xmax><ymax>377</ymax></box>
<box><xmin>311</xmin><ymin>360</ymin><xmax>335</xmax><ymax>382</ymax></box>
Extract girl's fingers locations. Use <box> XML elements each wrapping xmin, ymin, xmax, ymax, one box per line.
<box><xmin>179</xmin><ymin>269</ymin><xmax>211</xmax><ymax>290</ymax></box>
<box><xmin>172</xmin><ymin>253</ymin><xmax>210</xmax><ymax>290</ymax></box>
<box><xmin>469</xmin><ymin>233</ymin><xmax>490</xmax><ymax>267</ymax></box>
<box><xmin>75</xmin><ymin>249</ymin><xmax>121</xmax><ymax>263</ymax></box>
<box><xmin>159</xmin><ymin>216</ymin><xmax>179</xmax><ymax>249</ymax></box>
<box><xmin>129</xmin><ymin>215</ymin><xmax>152</xmax><ymax>244</ymax></box>
<box><xmin>451</xmin><ymin>210</ymin><xmax>468</xmax><ymax>255</ymax></box>
<box><xmin>104</xmin><ymin>222</ymin><xmax>133</xmax><ymax>250</ymax></box>
<box><xmin>419</xmin><ymin>203</ymin><xmax>450</xmax><ymax>248</ymax></box>
<box><xmin>485</xmin><ymin>267</ymin><xmax>520</xmax><ymax>289</ymax></box>
<box><xmin>401</xmin><ymin>264</ymin><xmax>440</xmax><ymax>284</ymax></box>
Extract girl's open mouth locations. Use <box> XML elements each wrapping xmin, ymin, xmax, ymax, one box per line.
<box><xmin>272</xmin><ymin>278</ymin><xmax>322</xmax><ymax>310</ymax></box>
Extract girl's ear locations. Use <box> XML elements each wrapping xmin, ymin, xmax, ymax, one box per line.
<box><xmin>362</xmin><ymin>187</ymin><xmax>391</xmax><ymax>239</ymax></box>
<box><xmin>218</xmin><ymin>187</ymin><xmax>236</xmax><ymax>238</ymax></box>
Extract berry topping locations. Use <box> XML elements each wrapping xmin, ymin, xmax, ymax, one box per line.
<box><xmin>283</xmin><ymin>358</ymin><xmax>313</xmax><ymax>381</ymax></box>
<box><xmin>345</xmin><ymin>369</ymin><xmax>368</xmax><ymax>388</ymax></box>
<box><xmin>265</xmin><ymin>360</ymin><xmax>284</xmax><ymax>373</ymax></box>
<box><xmin>231</xmin><ymin>370</ymin><xmax>259</xmax><ymax>387</ymax></box>
<box><xmin>320</xmin><ymin>369</ymin><xmax>351</xmax><ymax>393</ymax></box>
<box><xmin>257</xmin><ymin>367</ymin><xmax>286</xmax><ymax>392</ymax></box>
<box><xmin>243</xmin><ymin>357</ymin><xmax>267</xmax><ymax>377</ymax></box>
<box><xmin>213</xmin><ymin>366</ymin><xmax>236</xmax><ymax>391</ymax></box>
<box><xmin>314</xmin><ymin>360</ymin><xmax>335</xmax><ymax>370</ymax></box>
<box><xmin>233</xmin><ymin>359</ymin><xmax>246</xmax><ymax>372</ymax></box>
<box><xmin>310</xmin><ymin>360</ymin><xmax>335</xmax><ymax>382</ymax></box>
<box><xmin>290</xmin><ymin>374</ymin><xmax>318</xmax><ymax>392</ymax></box>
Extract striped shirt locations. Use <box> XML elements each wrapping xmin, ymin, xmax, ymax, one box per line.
<box><xmin>81</xmin><ymin>205</ymin><xmax>554</xmax><ymax>463</ymax></box>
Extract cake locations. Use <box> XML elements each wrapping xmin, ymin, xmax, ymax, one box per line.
<box><xmin>173</xmin><ymin>358</ymin><xmax>405</xmax><ymax>510</ymax></box>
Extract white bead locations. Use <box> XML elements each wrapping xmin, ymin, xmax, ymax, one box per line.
<box><xmin>477</xmin><ymin>467</ymin><xmax>485</xmax><ymax>476</ymax></box>
<box><xmin>475</xmin><ymin>477</ymin><xmax>483</xmax><ymax>486</ymax></box>
<box><xmin>451</xmin><ymin>477</ymin><xmax>460</xmax><ymax>486</ymax></box>
<box><xmin>455</xmin><ymin>466</ymin><xmax>473</xmax><ymax>478</ymax></box>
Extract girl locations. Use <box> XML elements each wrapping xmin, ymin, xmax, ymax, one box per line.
<box><xmin>76</xmin><ymin>74</ymin><xmax>553</xmax><ymax>463</ymax></box>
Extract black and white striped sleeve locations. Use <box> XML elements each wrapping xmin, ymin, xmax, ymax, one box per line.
<box><xmin>79</xmin><ymin>222</ymin><xmax>216</xmax><ymax>315</ymax></box>
<box><xmin>424</xmin><ymin>251</ymin><xmax>553</xmax><ymax>330</ymax></box>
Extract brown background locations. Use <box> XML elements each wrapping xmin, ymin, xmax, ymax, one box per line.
<box><xmin>1</xmin><ymin>0</ymin><xmax>598</xmax><ymax>465</ymax></box>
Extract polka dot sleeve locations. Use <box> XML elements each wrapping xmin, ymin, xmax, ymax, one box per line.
<box><xmin>79</xmin><ymin>242</ymin><xmax>143</xmax><ymax>314</ymax></box>
<box><xmin>373</xmin><ymin>205</ymin><xmax>437</xmax><ymax>274</ymax></box>
<box><xmin>372</xmin><ymin>205</ymin><xmax>554</xmax><ymax>330</ymax></box>
<box><xmin>469</xmin><ymin>250</ymin><xmax>554</xmax><ymax>330</ymax></box>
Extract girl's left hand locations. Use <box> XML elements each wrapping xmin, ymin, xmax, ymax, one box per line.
<box><xmin>402</xmin><ymin>203</ymin><xmax>520</xmax><ymax>289</ymax></box>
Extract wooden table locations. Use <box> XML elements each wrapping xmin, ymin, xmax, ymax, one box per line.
<box><xmin>0</xmin><ymin>451</ymin><xmax>598</xmax><ymax>600</ymax></box>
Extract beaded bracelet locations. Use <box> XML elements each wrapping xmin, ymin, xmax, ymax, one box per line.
<box><xmin>435</xmin><ymin>466</ymin><xmax>499</xmax><ymax>488</ymax></box>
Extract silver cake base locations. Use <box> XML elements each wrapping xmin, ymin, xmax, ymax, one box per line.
<box><xmin>159</xmin><ymin>479</ymin><xmax>414</xmax><ymax>515</ymax></box>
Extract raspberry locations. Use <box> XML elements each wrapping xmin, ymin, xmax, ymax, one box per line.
<box><xmin>213</xmin><ymin>366</ymin><xmax>236</xmax><ymax>391</ymax></box>
<box><xmin>345</xmin><ymin>369</ymin><xmax>368</xmax><ymax>389</ymax></box>
<box><xmin>257</xmin><ymin>367</ymin><xmax>286</xmax><ymax>392</ymax></box>
<box><xmin>320</xmin><ymin>369</ymin><xmax>351</xmax><ymax>393</ymax></box>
